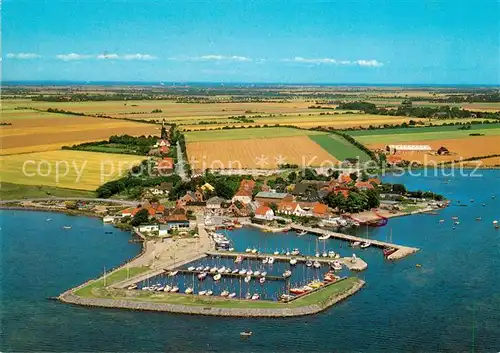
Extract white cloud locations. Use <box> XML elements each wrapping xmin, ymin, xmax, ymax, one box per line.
<box><xmin>56</xmin><ymin>53</ymin><xmax>91</xmax><ymax>61</ymax></box>
<box><xmin>284</xmin><ymin>57</ymin><xmax>384</xmax><ymax>67</ymax></box>
<box><xmin>6</xmin><ymin>53</ymin><xmax>40</xmax><ymax>59</ymax></box>
<box><xmin>170</xmin><ymin>55</ymin><xmax>252</xmax><ymax>62</ymax></box>
<box><xmin>58</xmin><ymin>53</ymin><xmax>158</xmax><ymax>61</ymax></box>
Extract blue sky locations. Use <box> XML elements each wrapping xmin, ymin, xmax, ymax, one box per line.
<box><xmin>3</xmin><ymin>0</ymin><xmax>499</xmax><ymax>84</ymax></box>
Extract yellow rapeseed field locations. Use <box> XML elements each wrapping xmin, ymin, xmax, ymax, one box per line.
<box><xmin>0</xmin><ymin>150</ymin><xmax>144</xmax><ymax>190</ymax></box>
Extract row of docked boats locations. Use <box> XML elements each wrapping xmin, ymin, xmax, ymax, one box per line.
<box><xmin>289</xmin><ymin>271</ymin><xmax>341</xmax><ymax>295</ymax></box>
<box><xmin>350</xmin><ymin>241</ymin><xmax>371</xmax><ymax>248</ymax></box>
<box><xmin>141</xmin><ymin>283</ymin><xmax>180</xmax><ymax>293</ymax></box>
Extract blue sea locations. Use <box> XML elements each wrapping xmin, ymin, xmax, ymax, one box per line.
<box><xmin>1</xmin><ymin>170</ymin><xmax>499</xmax><ymax>352</ymax></box>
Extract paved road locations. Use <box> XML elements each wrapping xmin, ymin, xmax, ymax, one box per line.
<box><xmin>0</xmin><ymin>197</ymin><xmax>137</xmax><ymax>206</ymax></box>
<box><xmin>176</xmin><ymin>141</ymin><xmax>189</xmax><ymax>181</ymax></box>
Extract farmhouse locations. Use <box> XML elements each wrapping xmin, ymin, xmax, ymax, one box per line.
<box><xmin>254</xmin><ymin>206</ymin><xmax>275</xmax><ymax>221</ymax></box>
<box><xmin>254</xmin><ymin>191</ymin><xmax>293</xmax><ymax>206</ymax></box>
<box><xmin>231</xmin><ymin>179</ymin><xmax>256</xmax><ymax>204</ymax></box>
<box><xmin>437</xmin><ymin>146</ymin><xmax>450</xmax><ymax>155</ymax></box>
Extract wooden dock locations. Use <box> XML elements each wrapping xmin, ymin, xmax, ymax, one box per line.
<box><xmin>290</xmin><ymin>224</ymin><xmax>419</xmax><ymax>260</ymax></box>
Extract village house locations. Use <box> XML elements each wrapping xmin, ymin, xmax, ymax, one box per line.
<box><xmin>254</xmin><ymin>191</ymin><xmax>293</xmax><ymax>207</ymax></box>
<box><xmin>138</xmin><ymin>224</ymin><xmax>159</xmax><ymax>233</ymax></box>
<box><xmin>206</xmin><ymin>196</ymin><xmax>225</xmax><ymax>209</ymax></box>
<box><xmin>227</xmin><ymin>201</ymin><xmax>253</xmax><ymax>217</ymax></box>
<box><xmin>312</xmin><ymin>202</ymin><xmax>329</xmax><ymax>218</ymax></box>
<box><xmin>277</xmin><ymin>201</ymin><xmax>305</xmax><ymax>216</ymax></box>
<box><xmin>355</xmin><ymin>181</ymin><xmax>375</xmax><ymax>191</ymax></box>
<box><xmin>231</xmin><ymin>179</ymin><xmax>256</xmax><ymax>204</ymax></box>
<box><xmin>254</xmin><ymin>206</ymin><xmax>275</xmax><ymax>221</ymax></box>
<box><xmin>163</xmin><ymin>207</ymin><xmax>193</xmax><ymax>232</ymax></box>
<box><xmin>338</xmin><ymin>174</ymin><xmax>353</xmax><ymax>185</ymax></box>
<box><xmin>154</xmin><ymin>138</ymin><xmax>171</xmax><ymax>148</ymax></box>
<box><xmin>155</xmin><ymin>157</ymin><xmax>175</xmax><ymax>175</ymax></box>
<box><xmin>177</xmin><ymin>190</ymin><xmax>204</xmax><ymax>207</ymax></box>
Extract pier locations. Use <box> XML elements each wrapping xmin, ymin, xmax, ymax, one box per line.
<box><xmin>172</xmin><ymin>269</ymin><xmax>285</xmax><ymax>281</ymax></box>
<box><xmin>206</xmin><ymin>251</ymin><xmax>368</xmax><ymax>271</ymax></box>
<box><xmin>290</xmin><ymin>224</ymin><xmax>419</xmax><ymax>260</ymax></box>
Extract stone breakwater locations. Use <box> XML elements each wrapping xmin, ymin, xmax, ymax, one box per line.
<box><xmin>58</xmin><ymin>280</ymin><xmax>365</xmax><ymax>318</ymax></box>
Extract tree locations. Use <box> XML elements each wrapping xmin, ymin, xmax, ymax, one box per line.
<box><xmin>287</xmin><ymin>171</ymin><xmax>297</xmax><ymax>183</ymax></box>
<box><xmin>360</xmin><ymin>171</ymin><xmax>369</xmax><ymax>182</ymax></box>
<box><xmin>131</xmin><ymin>208</ymin><xmax>149</xmax><ymax>226</ymax></box>
<box><xmin>365</xmin><ymin>189</ymin><xmax>380</xmax><ymax>209</ymax></box>
<box><xmin>269</xmin><ymin>202</ymin><xmax>278</xmax><ymax>213</ymax></box>
<box><xmin>214</xmin><ymin>179</ymin><xmax>235</xmax><ymax>199</ymax></box>
<box><xmin>349</xmin><ymin>172</ymin><xmax>358</xmax><ymax>182</ymax></box>
<box><xmin>392</xmin><ymin>184</ymin><xmax>407</xmax><ymax>194</ymax></box>
<box><xmin>330</xmin><ymin>170</ymin><xmax>340</xmax><ymax>180</ymax></box>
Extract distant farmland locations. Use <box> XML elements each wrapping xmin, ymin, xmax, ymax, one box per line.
<box><xmin>309</xmin><ymin>135</ymin><xmax>371</xmax><ymax>162</ymax></box>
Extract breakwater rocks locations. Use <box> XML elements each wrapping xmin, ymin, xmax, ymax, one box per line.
<box><xmin>58</xmin><ymin>280</ymin><xmax>365</xmax><ymax>318</ymax></box>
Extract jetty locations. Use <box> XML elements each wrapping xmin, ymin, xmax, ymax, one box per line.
<box><xmin>290</xmin><ymin>224</ymin><xmax>419</xmax><ymax>260</ymax></box>
<box><xmin>206</xmin><ymin>251</ymin><xmax>367</xmax><ymax>271</ymax></box>
<box><xmin>171</xmin><ymin>269</ymin><xmax>285</xmax><ymax>281</ymax></box>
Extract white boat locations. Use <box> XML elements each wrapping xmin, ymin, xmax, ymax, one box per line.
<box><xmin>247</xmin><ymin>270</ymin><xmax>253</xmax><ymax>276</ymax></box>
<box><xmin>291</xmin><ymin>248</ymin><xmax>300</xmax><ymax>256</ymax></box>
<box><xmin>318</xmin><ymin>234</ymin><xmax>330</xmax><ymax>240</ymax></box>
<box><xmin>240</xmin><ymin>331</ymin><xmax>252</xmax><ymax>337</ymax></box>
<box><xmin>439</xmin><ymin>219</ymin><xmax>445</xmax><ymax>223</ymax></box>
<box><xmin>188</xmin><ymin>266</ymin><xmax>196</xmax><ymax>271</ymax></box>
<box><xmin>259</xmin><ymin>277</ymin><xmax>266</xmax><ymax>284</ymax></box>
<box><xmin>313</xmin><ymin>261</ymin><xmax>321</xmax><ymax>269</ymax></box>
<box><xmin>221</xmin><ymin>290</ymin><xmax>229</xmax><ymax>297</ymax></box>
<box><xmin>306</xmin><ymin>260</ymin><xmax>312</xmax><ymax>267</ymax></box>
<box><xmin>164</xmin><ymin>285</ymin><xmax>172</xmax><ymax>292</ymax></box>
<box><xmin>244</xmin><ymin>275</ymin><xmax>252</xmax><ymax>283</ymax></box>
<box><xmin>262</xmin><ymin>257</ymin><xmax>269</xmax><ymax>264</ymax></box>
<box><xmin>232</xmin><ymin>269</ymin><xmax>239</xmax><ymax>274</ymax></box>
<box><xmin>198</xmin><ymin>290</ymin><xmax>207</xmax><ymax>296</ymax></box>
<box><xmin>142</xmin><ymin>286</ymin><xmax>150</xmax><ymax>291</ymax></box>
<box><xmin>209</xmin><ymin>267</ymin><xmax>218</xmax><ymax>273</ymax></box>
<box><xmin>351</xmin><ymin>254</ymin><xmax>357</xmax><ymax>263</ymax></box>
<box><xmin>239</xmin><ymin>269</ymin><xmax>247</xmax><ymax>275</ymax></box>
<box><xmin>46</xmin><ymin>218</ymin><xmax>52</xmax><ymax>222</ymax></box>
<box><xmin>283</xmin><ymin>270</ymin><xmax>292</xmax><ymax>278</ymax></box>
<box><xmin>213</xmin><ymin>274</ymin><xmax>222</xmax><ymax>281</ymax></box>
<box><xmin>253</xmin><ymin>271</ymin><xmax>261</xmax><ymax>277</ymax></box>
<box><xmin>251</xmin><ymin>248</ymin><xmax>257</xmax><ymax>254</ymax></box>
<box><xmin>245</xmin><ymin>293</ymin><xmax>252</xmax><ymax>299</ymax></box>
<box><xmin>206</xmin><ymin>290</ymin><xmax>213</xmax><ymax>296</ymax></box>
<box><xmin>217</xmin><ymin>266</ymin><xmax>226</xmax><ymax>274</ymax></box>
<box><xmin>322</xmin><ymin>252</ymin><xmax>328</xmax><ymax>258</ymax></box>
<box><xmin>245</xmin><ymin>248</ymin><xmax>252</xmax><ymax>253</ymax></box>
<box><xmin>224</xmin><ymin>268</ymin><xmax>231</xmax><ymax>274</ymax></box>
<box><xmin>170</xmin><ymin>286</ymin><xmax>179</xmax><ymax>293</ymax></box>
<box><xmin>251</xmin><ymin>293</ymin><xmax>260</xmax><ymax>300</ymax></box>
<box><xmin>196</xmin><ymin>266</ymin><xmax>203</xmax><ymax>271</ymax></box>
<box><xmin>157</xmin><ymin>286</ymin><xmax>164</xmax><ymax>291</ymax></box>
<box><xmin>198</xmin><ymin>272</ymin><xmax>207</xmax><ymax>280</ymax></box>
<box><xmin>273</xmin><ymin>250</ymin><xmax>280</xmax><ymax>255</ymax></box>
<box><xmin>331</xmin><ymin>261</ymin><xmax>342</xmax><ymax>271</ymax></box>
<box><xmin>286</xmin><ymin>251</ymin><xmax>291</xmax><ymax>256</ymax></box>
<box><xmin>168</xmin><ymin>270</ymin><xmax>178</xmax><ymax>277</ymax></box>
<box><xmin>203</xmin><ymin>266</ymin><xmax>210</xmax><ymax>272</ymax></box>
<box><xmin>127</xmin><ymin>284</ymin><xmax>138</xmax><ymax>290</ymax></box>
<box><xmin>229</xmin><ymin>248</ymin><xmax>234</xmax><ymax>252</ymax></box>
<box><xmin>297</xmin><ymin>230</ymin><xmax>308</xmax><ymax>236</ymax></box>
<box><xmin>360</xmin><ymin>242</ymin><xmax>371</xmax><ymax>248</ymax></box>
<box><xmin>289</xmin><ymin>258</ymin><xmax>297</xmax><ymax>265</ymax></box>
<box><xmin>328</xmin><ymin>251</ymin><xmax>336</xmax><ymax>258</ymax></box>
<box><xmin>315</xmin><ymin>252</ymin><xmax>320</xmax><ymax>257</ymax></box>
<box><xmin>184</xmin><ymin>287</ymin><xmax>193</xmax><ymax>294</ymax></box>
<box><xmin>260</xmin><ymin>271</ymin><xmax>267</xmax><ymax>277</ymax></box>
<box><xmin>335</xmin><ymin>253</ymin><xmax>341</xmax><ymax>259</ymax></box>
<box><xmin>268</xmin><ymin>257</ymin><xmax>275</xmax><ymax>264</ymax></box>
<box><xmin>228</xmin><ymin>292</ymin><xmax>236</xmax><ymax>298</ymax></box>
<box><xmin>351</xmin><ymin>241</ymin><xmax>361</xmax><ymax>247</ymax></box>
<box><xmin>63</xmin><ymin>226</ymin><xmax>72</xmax><ymax>230</ymax></box>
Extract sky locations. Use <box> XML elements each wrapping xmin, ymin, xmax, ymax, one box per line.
<box><xmin>2</xmin><ymin>0</ymin><xmax>499</xmax><ymax>84</ymax></box>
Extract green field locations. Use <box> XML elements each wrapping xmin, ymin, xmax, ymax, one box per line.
<box><xmin>185</xmin><ymin>127</ymin><xmax>326</xmax><ymax>142</ymax></box>
<box><xmin>346</xmin><ymin>124</ymin><xmax>500</xmax><ymax>145</ymax></box>
<box><xmin>81</xmin><ymin>276</ymin><xmax>361</xmax><ymax>309</ymax></box>
<box><xmin>0</xmin><ymin>182</ymin><xmax>96</xmax><ymax>200</ymax></box>
<box><xmin>309</xmin><ymin>135</ymin><xmax>371</xmax><ymax>162</ymax></box>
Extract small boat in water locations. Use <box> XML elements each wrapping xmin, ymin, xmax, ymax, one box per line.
<box><xmin>245</xmin><ymin>248</ymin><xmax>252</xmax><ymax>253</ymax></box>
<box><xmin>315</xmin><ymin>252</ymin><xmax>320</xmax><ymax>258</ymax></box>
<box><xmin>360</xmin><ymin>242</ymin><xmax>371</xmax><ymax>248</ymax></box>
<box><xmin>259</xmin><ymin>277</ymin><xmax>266</xmax><ymax>284</ymax></box>
<box><xmin>476</xmin><ymin>217</ymin><xmax>482</xmax><ymax>221</ymax></box>
<box><xmin>251</xmin><ymin>293</ymin><xmax>260</xmax><ymax>300</ymax></box>
<box><xmin>306</xmin><ymin>260</ymin><xmax>312</xmax><ymax>267</ymax></box>
<box><xmin>46</xmin><ymin>218</ymin><xmax>52</xmax><ymax>222</ymax></box>
<box><xmin>290</xmin><ymin>287</ymin><xmax>306</xmax><ymax>295</ymax></box>
<box><xmin>245</xmin><ymin>293</ymin><xmax>252</xmax><ymax>299</ymax></box>
<box><xmin>184</xmin><ymin>287</ymin><xmax>193</xmax><ymax>294</ymax></box>
<box><xmin>330</xmin><ymin>261</ymin><xmax>342</xmax><ymax>271</ymax></box>
<box><xmin>171</xmin><ymin>286</ymin><xmax>179</xmax><ymax>293</ymax></box>
<box><xmin>198</xmin><ymin>290</ymin><xmax>207</xmax><ymax>296</ymax></box>
<box><xmin>262</xmin><ymin>257</ymin><xmax>269</xmax><ymax>264</ymax></box>
<box><xmin>217</xmin><ymin>266</ymin><xmax>226</xmax><ymax>274</ymax></box>
<box><xmin>260</xmin><ymin>271</ymin><xmax>267</xmax><ymax>277</ymax></box>
<box><xmin>164</xmin><ymin>285</ymin><xmax>172</xmax><ymax>292</ymax></box>
<box><xmin>235</xmin><ymin>256</ymin><xmax>243</xmax><ymax>263</ymax></box>
<box><xmin>213</xmin><ymin>274</ymin><xmax>222</xmax><ymax>281</ymax></box>
<box><xmin>210</xmin><ymin>267</ymin><xmax>218</xmax><ymax>273</ymax></box>
<box><xmin>247</xmin><ymin>269</ymin><xmax>253</xmax><ymax>276</ymax></box>
<box><xmin>221</xmin><ymin>290</ymin><xmax>230</xmax><ymax>297</ymax></box>
<box><xmin>206</xmin><ymin>290</ymin><xmax>213</xmax><ymax>296</ymax></box>
<box><xmin>168</xmin><ymin>270</ymin><xmax>178</xmax><ymax>277</ymax></box>
<box><xmin>328</xmin><ymin>251</ymin><xmax>336</xmax><ymax>258</ymax></box>
<box><xmin>318</xmin><ymin>234</ymin><xmax>330</xmax><ymax>240</ymax></box>
<box><xmin>198</xmin><ymin>272</ymin><xmax>207</xmax><ymax>280</ymax></box>
<box><xmin>188</xmin><ymin>266</ymin><xmax>196</xmax><ymax>271</ymax></box>
<box><xmin>291</xmin><ymin>248</ymin><xmax>300</xmax><ymax>256</ymax></box>
<box><xmin>244</xmin><ymin>275</ymin><xmax>252</xmax><ymax>283</ymax></box>
<box><xmin>383</xmin><ymin>247</ymin><xmax>397</xmax><ymax>257</ymax></box>
<box><xmin>239</xmin><ymin>269</ymin><xmax>247</xmax><ymax>275</ymax></box>
<box><xmin>224</xmin><ymin>268</ymin><xmax>231</xmax><ymax>274</ymax></box>
<box><xmin>240</xmin><ymin>331</ymin><xmax>252</xmax><ymax>337</ymax></box>
<box><xmin>350</xmin><ymin>241</ymin><xmax>361</xmax><ymax>247</ymax></box>
<box><xmin>253</xmin><ymin>270</ymin><xmax>261</xmax><ymax>277</ymax></box>
<box><xmin>203</xmin><ymin>266</ymin><xmax>210</xmax><ymax>272</ymax></box>
<box><xmin>195</xmin><ymin>266</ymin><xmax>203</xmax><ymax>271</ymax></box>
<box><xmin>228</xmin><ymin>292</ymin><xmax>236</xmax><ymax>298</ymax></box>
<box><xmin>232</xmin><ymin>268</ymin><xmax>239</xmax><ymax>274</ymax></box>
<box><xmin>283</xmin><ymin>270</ymin><xmax>292</xmax><ymax>278</ymax></box>
<box><xmin>322</xmin><ymin>252</ymin><xmax>328</xmax><ymax>258</ymax></box>
<box><xmin>251</xmin><ymin>248</ymin><xmax>258</xmax><ymax>254</ymax></box>
<box><xmin>313</xmin><ymin>261</ymin><xmax>321</xmax><ymax>269</ymax></box>
<box><xmin>268</xmin><ymin>257</ymin><xmax>275</xmax><ymax>264</ymax></box>
<box><xmin>289</xmin><ymin>258</ymin><xmax>297</xmax><ymax>265</ymax></box>
<box><xmin>273</xmin><ymin>250</ymin><xmax>280</xmax><ymax>255</ymax></box>
<box><xmin>63</xmin><ymin>226</ymin><xmax>72</xmax><ymax>230</ymax></box>
<box><xmin>297</xmin><ymin>230</ymin><xmax>308</xmax><ymax>236</ymax></box>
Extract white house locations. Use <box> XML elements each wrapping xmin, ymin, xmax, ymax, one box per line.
<box><xmin>277</xmin><ymin>201</ymin><xmax>305</xmax><ymax>216</ymax></box>
<box><xmin>138</xmin><ymin>224</ymin><xmax>159</xmax><ymax>233</ymax></box>
<box><xmin>254</xmin><ymin>206</ymin><xmax>274</xmax><ymax>221</ymax></box>
<box><xmin>102</xmin><ymin>215</ymin><xmax>116</xmax><ymax>223</ymax></box>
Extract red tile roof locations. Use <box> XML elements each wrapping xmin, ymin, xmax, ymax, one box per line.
<box><xmin>157</xmin><ymin>157</ymin><xmax>174</xmax><ymax>170</ymax></box>
<box><xmin>368</xmin><ymin>178</ymin><xmax>382</xmax><ymax>185</ymax></box>
<box><xmin>255</xmin><ymin>206</ymin><xmax>273</xmax><ymax>216</ymax></box>
<box><xmin>312</xmin><ymin>203</ymin><xmax>328</xmax><ymax>215</ymax></box>
<box><xmin>387</xmin><ymin>155</ymin><xmax>402</xmax><ymax>164</ymax></box>
<box><xmin>355</xmin><ymin>181</ymin><xmax>375</xmax><ymax>190</ymax></box>
<box><xmin>278</xmin><ymin>201</ymin><xmax>299</xmax><ymax>212</ymax></box>
<box><xmin>339</xmin><ymin>174</ymin><xmax>352</xmax><ymax>184</ymax></box>
<box><xmin>234</xmin><ymin>179</ymin><xmax>256</xmax><ymax>197</ymax></box>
